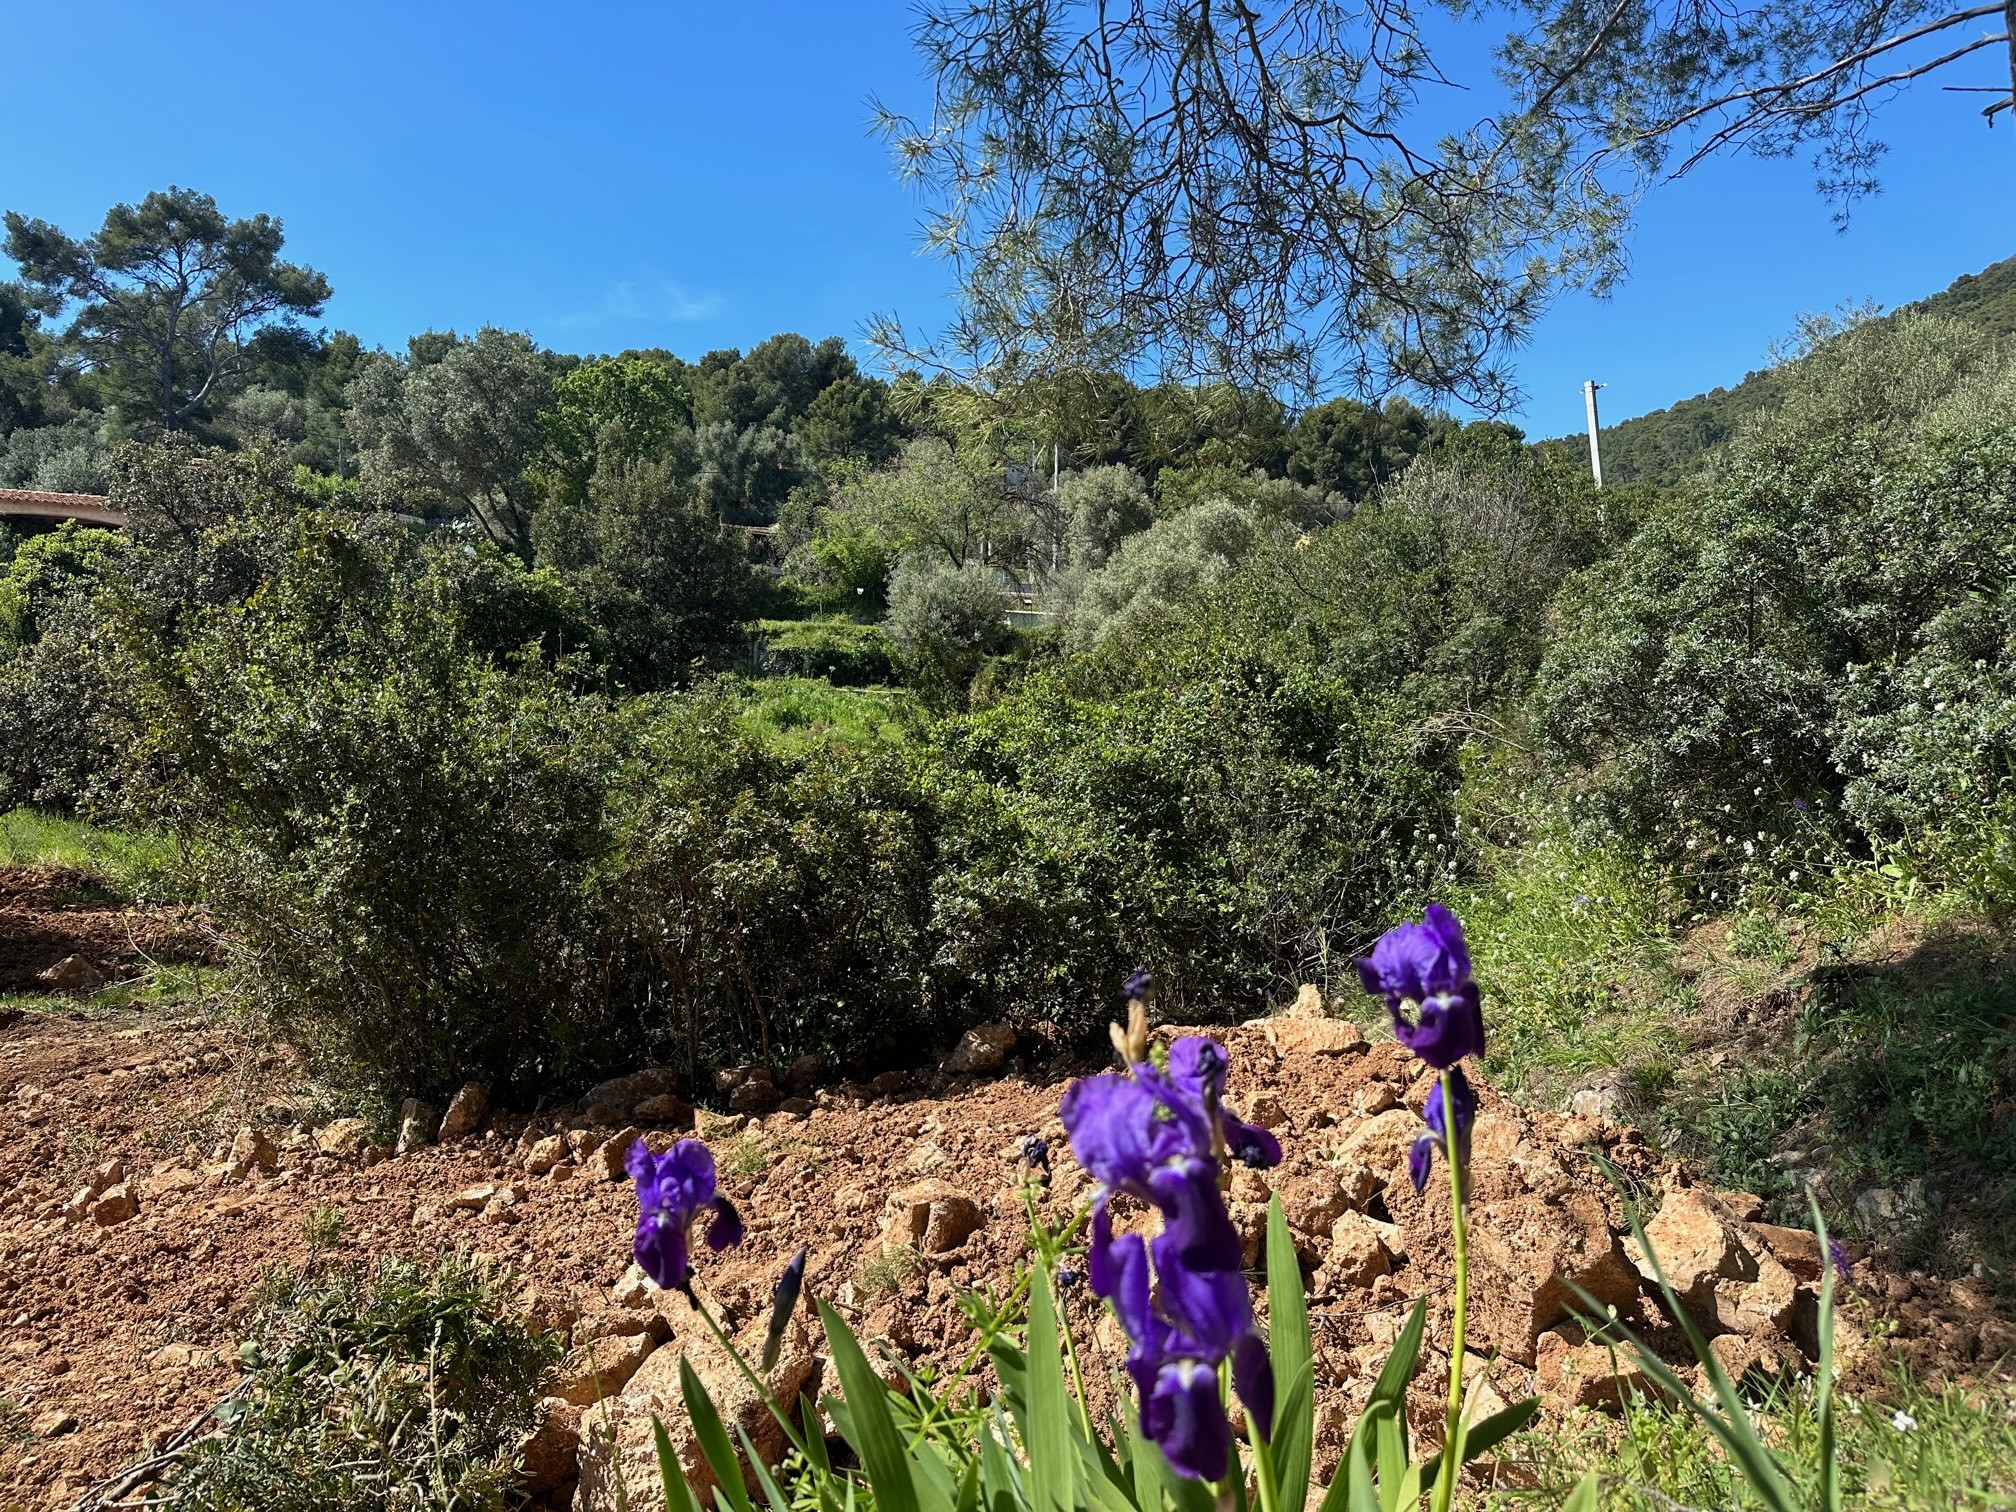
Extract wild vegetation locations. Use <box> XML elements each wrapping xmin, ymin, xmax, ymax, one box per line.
<box><xmin>5</xmin><ymin>170</ymin><xmax>2016</xmax><ymax>1507</ymax></box>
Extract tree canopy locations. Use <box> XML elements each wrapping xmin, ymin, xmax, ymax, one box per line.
<box><xmin>3</xmin><ymin>187</ymin><xmax>329</xmax><ymax>432</ymax></box>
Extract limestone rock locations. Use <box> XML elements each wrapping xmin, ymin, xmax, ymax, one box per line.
<box><xmin>588</xmin><ymin>1128</ymin><xmax>643</xmax><ymax>1181</ymax></box>
<box><xmin>1536</xmin><ymin>1328</ymin><xmax>1666</xmax><ymax>1412</ymax></box>
<box><xmin>555</xmin><ymin>1329</ymin><xmax>663</xmax><ymax>1406</ymax></box>
<box><xmin>227</xmin><ymin>1126</ymin><xmax>278</xmax><ymax>1179</ymax></box>
<box><xmin>519</xmin><ymin>1398</ymin><xmax>583</xmax><ymax>1496</ymax></box>
<box><xmin>395</xmin><ymin>1099</ymin><xmax>439</xmax><ymax>1156</ymax></box>
<box><xmin>577</xmin><ymin>1285</ymin><xmax>820</xmax><ymax>1511</ymax></box>
<box><xmin>315</xmin><ymin>1118</ymin><xmax>373</xmax><ymax>1161</ymax></box>
<box><xmin>579</xmin><ymin>1067</ymin><xmax>684</xmax><ymax>1120</ymax></box>
<box><xmin>870</xmin><ymin>1070</ymin><xmax>912</xmax><ymax>1098</ymax></box>
<box><xmin>1243</xmin><ymin>1089</ymin><xmax>1290</xmax><ymax>1129</ymax></box>
<box><xmin>439</xmin><ymin>1083</ymin><xmax>490</xmax><ymax>1141</ymax></box>
<box><xmin>882</xmin><ymin>1180</ymin><xmax>985</xmax><ymax>1254</ymax></box>
<box><xmin>1469</xmin><ymin>1192</ymin><xmax>1641</xmax><ymax>1365</ymax></box>
<box><xmin>1264</xmin><ymin>1016</ymin><xmax>1366</xmax><ymax>1057</ymax></box>
<box><xmin>729</xmin><ymin>1079</ymin><xmax>781</xmax><ymax>1115</ymax></box>
<box><xmin>92</xmin><ymin>1180</ymin><xmax>138</xmax><ymax>1226</ymax></box>
<box><xmin>1331</xmin><ymin>1108</ymin><xmax>1421</xmax><ymax>1187</ymax></box>
<box><xmin>1750</xmin><ymin>1222</ymin><xmax>1825</xmax><ymax>1283</ymax></box>
<box><xmin>1279</xmin><ymin>1173</ymin><xmax>1348</xmax><ymax>1237</ymax></box>
<box><xmin>524</xmin><ymin>1135</ymin><xmax>568</xmax><ymax>1176</ymax></box>
<box><xmin>943</xmin><ymin>1022</ymin><xmax>1016</xmax><ymax>1075</ymax></box>
<box><xmin>1708</xmin><ymin>1332</ymin><xmax>1799</xmax><ymax>1391</ymax></box>
<box><xmin>1322</xmin><ymin>1211</ymin><xmax>1393</xmax><ymax>1290</ymax></box>
<box><xmin>781</xmin><ymin>1054</ymin><xmax>825</xmax><ymax>1094</ymax></box>
<box><xmin>38</xmin><ymin>954</ymin><xmax>106</xmax><ymax>993</ymax></box>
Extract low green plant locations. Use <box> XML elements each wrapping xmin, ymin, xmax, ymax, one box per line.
<box><xmin>300</xmin><ymin>1203</ymin><xmax>346</xmax><ymax>1251</ymax></box>
<box><xmin>172</xmin><ymin>1254</ymin><xmax>561</xmax><ymax>1512</ymax></box>
<box><xmin>854</xmin><ymin>1245</ymin><xmax>920</xmax><ymax>1298</ymax></box>
<box><xmin>1505</xmin><ymin>1370</ymin><xmax>2016</xmax><ymax>1510</ymax></box>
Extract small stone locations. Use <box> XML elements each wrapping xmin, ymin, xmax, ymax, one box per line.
<box><xmin>524</xmin><ymin>1135</ymin><xmax>568</xmax><ymax>1176</ymax></box>
<box><xmin>882</xmin><ymin>1180</ymin><xmax>985</xmax><ymax>1254</ymax></box>
<box><xmin>449</xmin><ymin>1183</ymin><xmax>498</xmax><ymax>1212</ymax></box>
<box><xmin>1323</xmin><ymin>1212</ymin><xmax>1392</xmax><ymax>1289</ymax></box>
<box><xmin>633</xmin><ymin>1094</ymin><xmax>692</xmax><ymax>1124</ymax></box>
<box><xmin>38</xmin><ymin>955</ymin><xmax>106</xmax><ymax>993</ymax></box>
<box><xmin>92</xmin><ymin>1182</ymin><xmax>138</xmax><ymax>1226</ymax></box>
<box><xmin>610</xmin><ymin>1262</ymin><xmax>656</xmax><ymax>1308</ymax></box>
<box><xmin>1243</xmin><ymin>1090</ymin><xmax>1290</xmax><ymax>1129</ymax></box>
<box><xmin>314</xmin><ymin>1118</ymin><xmax>373</xmax><ymax>1162</ymax></box>
<box><xmin>777</xmin><ymin>1097</ymin><xmax>815</xmax><ymax>1119</ymax></box>
<box><xmin>227</xmin><ymin>1126</ymin><xmax>278</xmax><ymax>1179</ymax></box>
<box><xmin>587</xmin><ymin>1128</ymin><xmax>643</xmax><ymax>1181</ymax></box>
<box><xmin>870</xmin><ymin>1070</ymin><xmax>912</xmax><ymax>1098</ymax></box>
<box><xmin>395</xmin><ymin>1098</ymin><xmax>439</xmax><ymax>1156</ymax></box>
<box><xmin>439</xmin><ymin>1082</ymin><xmax>490</xmax><ymax>1141</ymax></box>
<box><xmin>1279</xmin><ymin>1173</ymin><xmax>1348</xmax><ymax>1237</ymax></box>
<box><xmin>31</xmin><ymin>1408</ymin><xmax>77</xmax><ymax>1438</ymax></box>
<box><xmin>942</xmin><ymin>1022</ymin><xmax>1016</xmax><ymax>1075</ymax></box>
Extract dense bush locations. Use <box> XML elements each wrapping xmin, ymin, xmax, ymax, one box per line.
<box><xmin>1537</xmin><ymin>315</ymin><xmax>2016</xmax><ymax>900</ymax></box>
<box><xmin>606</xmin><ymin>689</ymin><xmax>939</xmax><ymax>1073</ymax></box>
<box><xmin>174</xmin><ymin>1255</ymin><xmax>560</xmax><ymax>1512</ymax></box>
<box><xmin>124</xmin><ymin>515</ymin><xmax>620</xmax><ymax>1097</ymax></box>
<box><xmin>884</xmin><ymin>556</ymin><xmax>1014</xmax><ymax>702</ymax></box>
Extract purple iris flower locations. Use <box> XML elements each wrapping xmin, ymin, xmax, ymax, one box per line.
<box><xmin>1827</xmin><ymin>1238</ymin><xmax>1856</xmax><ymax>1285</ymax></box>
<box><xmin>1407</xmin><ymin>1065</ymin><xmax>1477</xmax><ymax>1195</ymax></box>
<box><xmin>627</xmin><ymin>1138</ymin><xmax>744</xmax><ymax>1294</ymax></box>
<box><xmin>1357</xmin><ymin>904</ymin><xmax>1485</xmax><ymax>1069</ymax></box>
<box><xmin>1021</xmin><ymin>1134</ymin><xmax>1051</xmax><ymax>1172</ymax></box>
<box><xmin>1061</xmin><ymin>1034</ymin><xmax>1278</xmax><ymax>1480</ymax></box>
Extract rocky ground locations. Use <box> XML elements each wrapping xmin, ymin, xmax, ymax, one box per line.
<box><xmin>2</xmin><ymin>874</ymin><xmax>2011</xmax><ymax>1511</ymax></box>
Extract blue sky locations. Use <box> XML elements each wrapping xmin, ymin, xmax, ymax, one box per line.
<box><xmin>0</xmin><ymin>1</ymin><xmax>2008</xmax><ymax>440</ymax></box>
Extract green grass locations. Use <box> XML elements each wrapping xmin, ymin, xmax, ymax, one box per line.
<box><xmin>733</xmin><ymin>676</ymin><xmax>924</xmax><ymax>754</ymax></box>
<box><xmin>1452</xmin><ymin>820</ymin><xmax>1688</xmax><ymax>1110</ymax></box>
<box><xmin>0</xmin><ymin>962</ymin><xmax>216</xmax><ymax>1021</ymax></box>
<box><xmin>0</xmin><ymin>805</ymin><xmax>180</xmax><ymax>901</ymax></box>
<box><xmin>1495</xmin><ymin>1369</ymin><xmax>2016</xmax><ymax>1510</ymax></box>
<box><xmin>1662</xmin><ymin>918</ymin><xmax>2016</xmax><ymax>1273</ymax></box>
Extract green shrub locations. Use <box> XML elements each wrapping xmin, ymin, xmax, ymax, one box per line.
<box><xmin>607</xmin><ymin>688</ymin><xmax>939</xmax><ymax>1072</ymax></box>
<box><xmin>173</xmin><ymin>1255</ymin><xmax>560</xmax><ymax>1512</ymax></box>
<box><xmin>1536</xmin><ymin>315</ymin><xmax>2016</xmax><ymax>907</ymax></box>
<box><xmin>124</xmin><ymin>515</ymin><xmax>619</xmax><ymax>1098</ymax></box>
<box><xmin>753</xmin><ymin>617</ymin><xmax>897</xmax><ymax>685</ymax></box>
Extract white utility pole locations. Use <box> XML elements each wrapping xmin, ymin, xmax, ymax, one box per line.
<box><xmin>1582</xmin><ymin>380</ymin><xmax>1606</xmax><ymax>489</ymax></box>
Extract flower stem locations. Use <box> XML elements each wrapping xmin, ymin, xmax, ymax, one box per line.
<box><xmin>1431</xmin><ymin>1068</ymin><xmax>1470</xmax><ymax>1512</ymax></box>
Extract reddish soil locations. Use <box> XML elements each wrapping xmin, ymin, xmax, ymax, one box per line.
<box><xmin>0</xmin><ymin>868</ymin><xmax>210</xmax><ymax>993</ymax></box>
<box><xmin>1</xmin><ymin>894</ymin><xmax>2010</xmax><ymax>1509</ymax></box>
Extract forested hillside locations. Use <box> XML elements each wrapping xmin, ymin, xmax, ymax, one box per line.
<box><xmin>1541</xmin><ymin>252</ymin><xmax>2016</xmax><ymax>484</ymax></box>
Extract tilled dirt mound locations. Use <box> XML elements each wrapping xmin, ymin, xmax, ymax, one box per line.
<box><xmin>0</xmin><ymin>868</ymin><xmax>210</xmax><ymax>993</ymax></box>
<box><xmin>4</xmin><ymin>996</ymin><xmax>2011</xmax><ymax>1511</ymax></box>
